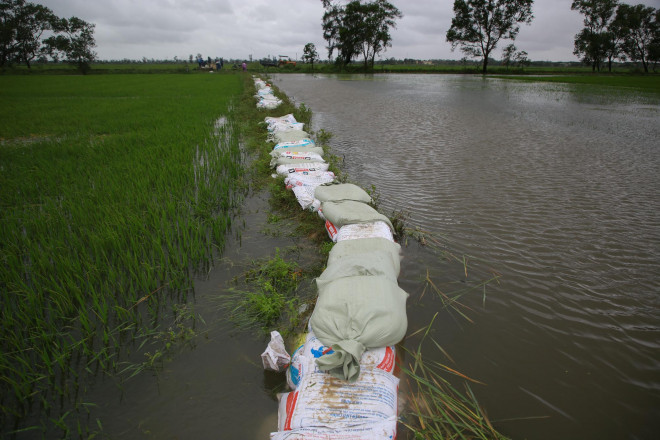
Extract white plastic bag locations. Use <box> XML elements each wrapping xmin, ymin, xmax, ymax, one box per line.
<box><xmin>261</xmin><ymin>331</ymin><xmax>291</xmax><ymax>372</ymax></box>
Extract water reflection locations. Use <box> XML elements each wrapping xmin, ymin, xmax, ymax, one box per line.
<box><xmin>273</xmin><ymin>73</ymin><xmax>660</xmax><ymax>440</ymax></box>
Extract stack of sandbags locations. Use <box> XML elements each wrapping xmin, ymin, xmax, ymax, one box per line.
<box><xmin>255</xmin><ymin>78</ymin><xmax>282</xmax><ymax>109</ymax></box>
<box><xmin>257</xmin><ymin>98</ymin><xmax>407</xmax><ymax>439</ymax></box>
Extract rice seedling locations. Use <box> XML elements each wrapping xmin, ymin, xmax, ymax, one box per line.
<box><xmin>0</xmin><ymin>73</ymin><xmax>245</xmax><ymax>434</ymax></box>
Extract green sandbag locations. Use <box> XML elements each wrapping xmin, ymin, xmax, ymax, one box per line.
<box><xmin>314</xmin><ymin>183</ymin><xmax>372</xmax><ymax>204</ymax></box>
<box><xmin>317</xmin><ymin>238</ymin><xmax>401</xmax><ymax>286</ymax></box>
<box><xmin>310</xmin><ymin>275</ymin><xmax>408</xmax><ymax>382</ymax></box>
<box><xmin>321</xmin><ymin>200</ymin><xmax>394</xmax><ymax>232</ymax></box>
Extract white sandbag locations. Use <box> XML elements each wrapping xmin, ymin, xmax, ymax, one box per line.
<box><xmin>272</xmin><ymin>139</ymin><xmax>316</xmax><ymax>151</ymax></box>
<box><xmin>287</xmin><ymin>330</ymin><xmax>396</xmax><ymax>390</ymax></box>
<box><xmin>320</xmin><ymin>200</ymin><xmax>394</xmax><ymax>232</ymax></box>
<box><xmin>291</xmin><ymin>185</ymin><xmax>317</xmax><ymax>210</ymax></box>
<box><xmin>265</xmin><ymin>114</ymin><xmax>297</xmax><ymax>126</ymax></box>
<box><xmin>270</xmin><ymin>418</ymin><xmax>397</xmax><ymax>440</ymax></box>
<box><xmin>276</xmin><ymin>162</ymin><xmax>329</xmax><ymax>176</ymax></box>
<box><xmin>270</xmin><ymin>152</ymin><xmax>325</xmax><ymax>168</ymax></box>
<box><xmin>269</xmin><ymin>130</ymin><xmax>310</xmax><ymax>144</ymax></box>
<box><xmin>258</xmin><ymin>97</ymin><xmax>282</xmax><ymax>109</ymax></box>
<box><xmin>336</xmin><ymin>221</ymin><xmax>394</xmax><ymax>243</ymax></box>
<box><xmin>270</xmin><ymin>147</ymin><xmax>325</xmax><ymax>158</ymax></box>
<box><xmin>262</xmin><ymin>331</ymin><xmax>291</xmax><ymax>372</ymax></box>
<box><xmin>316</xmin><ymin>238</ymin><xmax>401</xmax><ymax>285</ymax></box>
<box><xmin>324</xmin><ymin>220</ymin><xmax>338</xmax><ymax>241</ymax></box>
<box><xmin>277</xmin><ymin>366</ymin><xmax>399</xmax><ymax>431</ymax></box>
<box><xmin>314</xmin><ymin>183</ymin><xmax>372</xmax><ymax>204</ymax></box>
<box><xmin>268</xmin><ymin>122</ymin><xmax>305</xmax><ymax>133</ymax></box>
<box><xmin>309</xmin><ymin>275</ymin><xmax>408</xmax><ymax>382</ymax></box>
<box><xmin>284</xmin><ymin>171</ymin><xmax>335</xmax><ymax>188</ymax></box>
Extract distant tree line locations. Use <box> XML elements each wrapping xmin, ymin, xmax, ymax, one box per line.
<box><xmin>0</xmin><ymin>0</ymin><xmax>96</xmax><ymax>72</ymax></box>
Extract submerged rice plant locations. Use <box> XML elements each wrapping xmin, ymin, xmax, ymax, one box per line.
<box><xmin>0</xmin><ymin>73</ymin><xmax>244</xmax><ymax>434</ymax></box>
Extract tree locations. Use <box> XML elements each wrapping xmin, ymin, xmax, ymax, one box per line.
<box><xmin>302</xmin><ymin>42</ymin><xmax>319</xmax><ymax>70</ymax></box>
<box><xmin>44</xmin><ymin>16</ymin><xmax>96</xmax><ymax>73</ymax></box>
<box><xmin>571</xmin><ymin>0</ymin><xmax>619</xmax><ymax>72</ymax></box>
<box><xmin>320</xmin><ymin>0</ymin><xmax>401</xmax><ymax>70</ymax></box>
<box><xmin>611</xmin><ymin>3</ymin><xmax>658</xmax><ymax>73</ymax></box>
<box><xmin>12</xmin><ymin>1</ymin><xmax>55</xmax><ymax>68</ymax></box>
<box><xmin>446</xmin><ymin>0</ymin><xmax>534</xmax><ymax>74</ymax></box>
<box><xmin>515</xmin><ymin>49</ymin><xmax>530</xmax><ymax>67</ymax></box>
<box><xmin>502</xmin><ymin>43</ymin><xmax>516</xmax><ymax>69</ymax></box>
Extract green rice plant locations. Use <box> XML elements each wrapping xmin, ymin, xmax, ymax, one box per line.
<box><xmin>0</xmin><ymin>73</ymin><xmax>245</xmax><ymax>434</ymax></box>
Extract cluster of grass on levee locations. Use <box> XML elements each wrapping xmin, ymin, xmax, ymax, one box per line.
<box><xmin>0</xmin><ymin>73</ymin><xmax>245</xmax><ymax>436</ymax></box>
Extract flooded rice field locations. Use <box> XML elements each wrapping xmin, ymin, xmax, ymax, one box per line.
<box><xmin>85</xmin><ymin>74</ymin><xmax>659</xmax><ymax>440</ymax></box>
<box><xmin>270</xmin><ymin>74</ymin><xmax>660</xmax><ymax>439</ymax></box>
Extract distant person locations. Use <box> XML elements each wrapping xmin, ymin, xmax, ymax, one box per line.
<box><xmin>242</xmin><ymin>62</ymin><xmax>247</xmax><ymax>72</ymax></box>
<box><xmin>215</xmin><ymin>59</ymin><xmax>220</xmax><ymax>70</ymax></box>
<box><xmin>219</xmin><ymin>58</ymin><xmax>223</xmax><ymax>69</ymax></box>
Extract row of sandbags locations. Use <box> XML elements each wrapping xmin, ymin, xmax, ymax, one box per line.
<box><xmin>255</xmin><ymin>78</ymin><xmax>283</xmax><ymax>109</ymax></box>
<box><xmin>256</xmin><ymin>77</ymin><xmax>408</xmax><ymax>439</ymax></box>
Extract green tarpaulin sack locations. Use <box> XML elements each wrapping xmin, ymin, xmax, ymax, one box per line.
<box><xmin>310</xmin><ymin>275</ymin><xmax>408</xmax><ymax>382</ymax></box>
<box><xmin>316</xmin><ymin>238</ymin><xmax>401</xmax><ymax>287</ymax></box>
<box><xmin>320</xmin><ymin>200</ymin><xmax>394</xmax><ymax>232</ymax></box>
<box><xmin>314</xmin><ymin>183</ymin><xmax>372</xmax><ymax>204</ymax></box>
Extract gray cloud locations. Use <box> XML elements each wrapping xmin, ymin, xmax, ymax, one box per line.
<box><xmin>40</xmin><ymin>0</ymin><xmax>658</xmax><ymax>62</ymax></box>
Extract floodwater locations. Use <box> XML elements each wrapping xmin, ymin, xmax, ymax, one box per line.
<box><xmin>81</xmin><ymin>74</ymin><xmax>659</xmax><ymax>440</ymax></box>
<box><xmin>269</xmin><ymin>74</ymin><xmax>660</xmax><ymax>439</ymax></box>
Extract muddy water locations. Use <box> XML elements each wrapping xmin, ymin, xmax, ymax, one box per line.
<box><xmin>269</xmin><ymin>74</ymin><xmax>660</xmax><ymax>439</ymax></box>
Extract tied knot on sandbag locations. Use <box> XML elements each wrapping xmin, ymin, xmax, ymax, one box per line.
<box><xmin>315</xmin><ymin>339</ymin><xmax>365</xmax><ymax>382</ymax></box>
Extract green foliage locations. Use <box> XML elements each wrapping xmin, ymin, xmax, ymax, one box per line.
<box><xmin>302</xmin><ymin>42</ymin><xmax>319</xmax><ymax>70</ymax></box>
<box><xmin>612</xmin><ymin>3</ymin><xmax>659</xmax><ymax>73</ymax></box>
<box><xmin>321</xmin><ymin>0</ymin><xmax>402</xmax><ymax>70</ymax></box>
<box><xmin>446</xmin><ymin>0</ymin><xmax>534</xmax><ymax>74</ymax></box>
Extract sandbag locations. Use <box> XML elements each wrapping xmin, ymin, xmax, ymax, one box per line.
<box><xmin>270</xmin><ymin>419</ymin><xmax>397</xmax><ymax>440</ymax></box>
<box><xmin>272</xmin><ymin>139</ymin><xmax>316</xmax><ymax>151</ymax></box>
<box><xmin>309</xmin><ymin>275</ymin><xmax>408</xmax><ymax>382</ymax></box>
<box><xmin>314</xmin><ymin>183</ymin><xmax>371</xmax><ymax>204</ymax></box>
<box><xmin>320</xmin><ymin>200</ymin><xmax>394</xmax><ymax>232</ymax></box>
<box><xmin>271</xmin><ymin>153</ymin><xmax>325</xmax><ymax>168</ymax></box>
<box><xmin>291</xmin><ymin>185</ymin><xmax>317</xmax><ymax>210</ymax></box>
<box><xmin>316</xmin><ymin>238</ymin><xmax>401</xmax><ymax>286</ymax></box>
<box><xmin>284</xmin><ymin>171</ymin><xmax>336</xmax><ymax>188</ymax></box>
<box><xmin>269</xmin><ymin>130</ymin><xmax>310</xmax><ymax>144</ymax></box>
<box><xmin>270</xmin><ymin>146</ymin><xmax>325</xmax><ymax>158</ymax></box>
<box><xmin>336</xmin><ymin>221</ymin><xmax>394</xmax><ymax>243</ymax></box>
<box><xmin>265</xmin><ymin>114</ymin><xmax>297</xmax><ymax>126</ymax></box>
<box><xmin>276</xmin><ymin>162</ymin><xmax>329</xmax><ymax>176</ymax></box>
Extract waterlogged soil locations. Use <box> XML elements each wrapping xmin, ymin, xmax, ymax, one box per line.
<box><xmin>81</xmin><ymin>187</ymin><xmax>326</xmax><ymax>439</ymax></box>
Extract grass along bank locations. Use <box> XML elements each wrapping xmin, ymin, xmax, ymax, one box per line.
<box><xmin>0</xmin><ymin>74</ymin><xmax>244</xmax><ymax>436</ymax></box>
<box><xmin>491</xmin><ymin>74</ymin><xmax>660</xmax><ymax>92</ymax></box>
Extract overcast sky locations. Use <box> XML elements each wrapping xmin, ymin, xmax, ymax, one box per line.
<box><xmin>40</xmin><ymin>0</ymin><xmax>659</xmax><ymax>62</ymax></box>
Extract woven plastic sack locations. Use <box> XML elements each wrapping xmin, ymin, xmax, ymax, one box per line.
<box><xmin>320</xmin><ymin>200</ymin><xmax>394</xmax><ymax>232</ymax></box>
<box><xmin>268</xmin><ymin>122</ymin><xmax>305</xmax><ymax>133</ymax></box>
<box><xmin>276</xmin><ymin>366</ymin><xmax>399</xmax><ymax>430</ymax></box>
<box><xmin>270</xmin><ymin>419</ymin><xmax>397</xmax><ymax>440</ymax></box>
<box><xmin>284</xmin><ymin>171</ymin><xmax>335</xmax><ymax>188</ymax></box>
<box><xmin>291</xmin><ymin>185</ymin><xmax>317</xmax><ymax>210</ymax></box>
<box><xmin>276</xmin><ymin>162</ymin><xmax>329</xmax><ymax>176</ymax></box>
<box><xmin>265</xmin><ymin>114</ymin><xmax>297</xmax><ymax>126</ymax></box>
<box><xmin>314</xmin><ymin>183</ymin><xmax>371</xmax><ymax>204</ymax></box>
<box><xmin>269</xmin><ymin>130</ymin><xmax>310</xmax><ymax>144</ymax></box>
<box><xmin>272</xmin><ymin>139</ymin><xmax>316</xmax><ymax>151</ymax></box>
<box><xmin>271</xmin><ymin>153</ymin><xmax>325</xmax><ymax>168</ymax></box>
<box><xmin>309</xmin><ymin>275</ymin><xmax>408</xmax><ymax>382</ymax></box>
<box><xmin>316</xmin><ymin>238</ymin><xmax>401</xmax><ymax>286</ymax></box>
<box><xmin>270</xmin><ymin>147</ymin><xmax>325</xmax><ymax>159</ymax></box>
<box><xmin>336</xmin><ymin>221</ymin><xmax>394</xmax><ymax>242</ymax></box>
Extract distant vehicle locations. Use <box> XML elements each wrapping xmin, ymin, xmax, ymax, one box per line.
<box><xmin>278</xmin><ymin>55</ymin><xmax>296</xmax><ymax>67</ymax></box>
<box><xmin>260</xmin><ymin>58</ymin><xmax>278</xmax><ymax>68</ymax></box>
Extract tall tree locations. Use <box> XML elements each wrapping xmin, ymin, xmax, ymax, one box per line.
<box><xmin>321</xmin><ymin>0</ymin><xmax>401</xmax><ymax>70</ymax></box>
<box><xmin>13</xmin><ymin>1</ymin><xmax>56</xmax><ymax>68</ymax></box>
<box><xmin>302</xmin><ymin>42</ymin><xmax>319</xmax><ymax>70</ymax></box>
<box><xmin>446</xmin><ymin>0</ymin><xmax>534</xmax><ymax>74</ymax></box>
<box><xmin>611</xmin><ymin>3</ymin><xmax>658</xmax><ymax>73</ymax></box>
<box><xmin>571</xmin><ymin>0</ymin><xmax>619</xmax><ymax>72</ymax></box>
<box><xmin>44</xmin><ymin>16</ymin><xmax>96</xmax><ymax>73</ymax></box>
